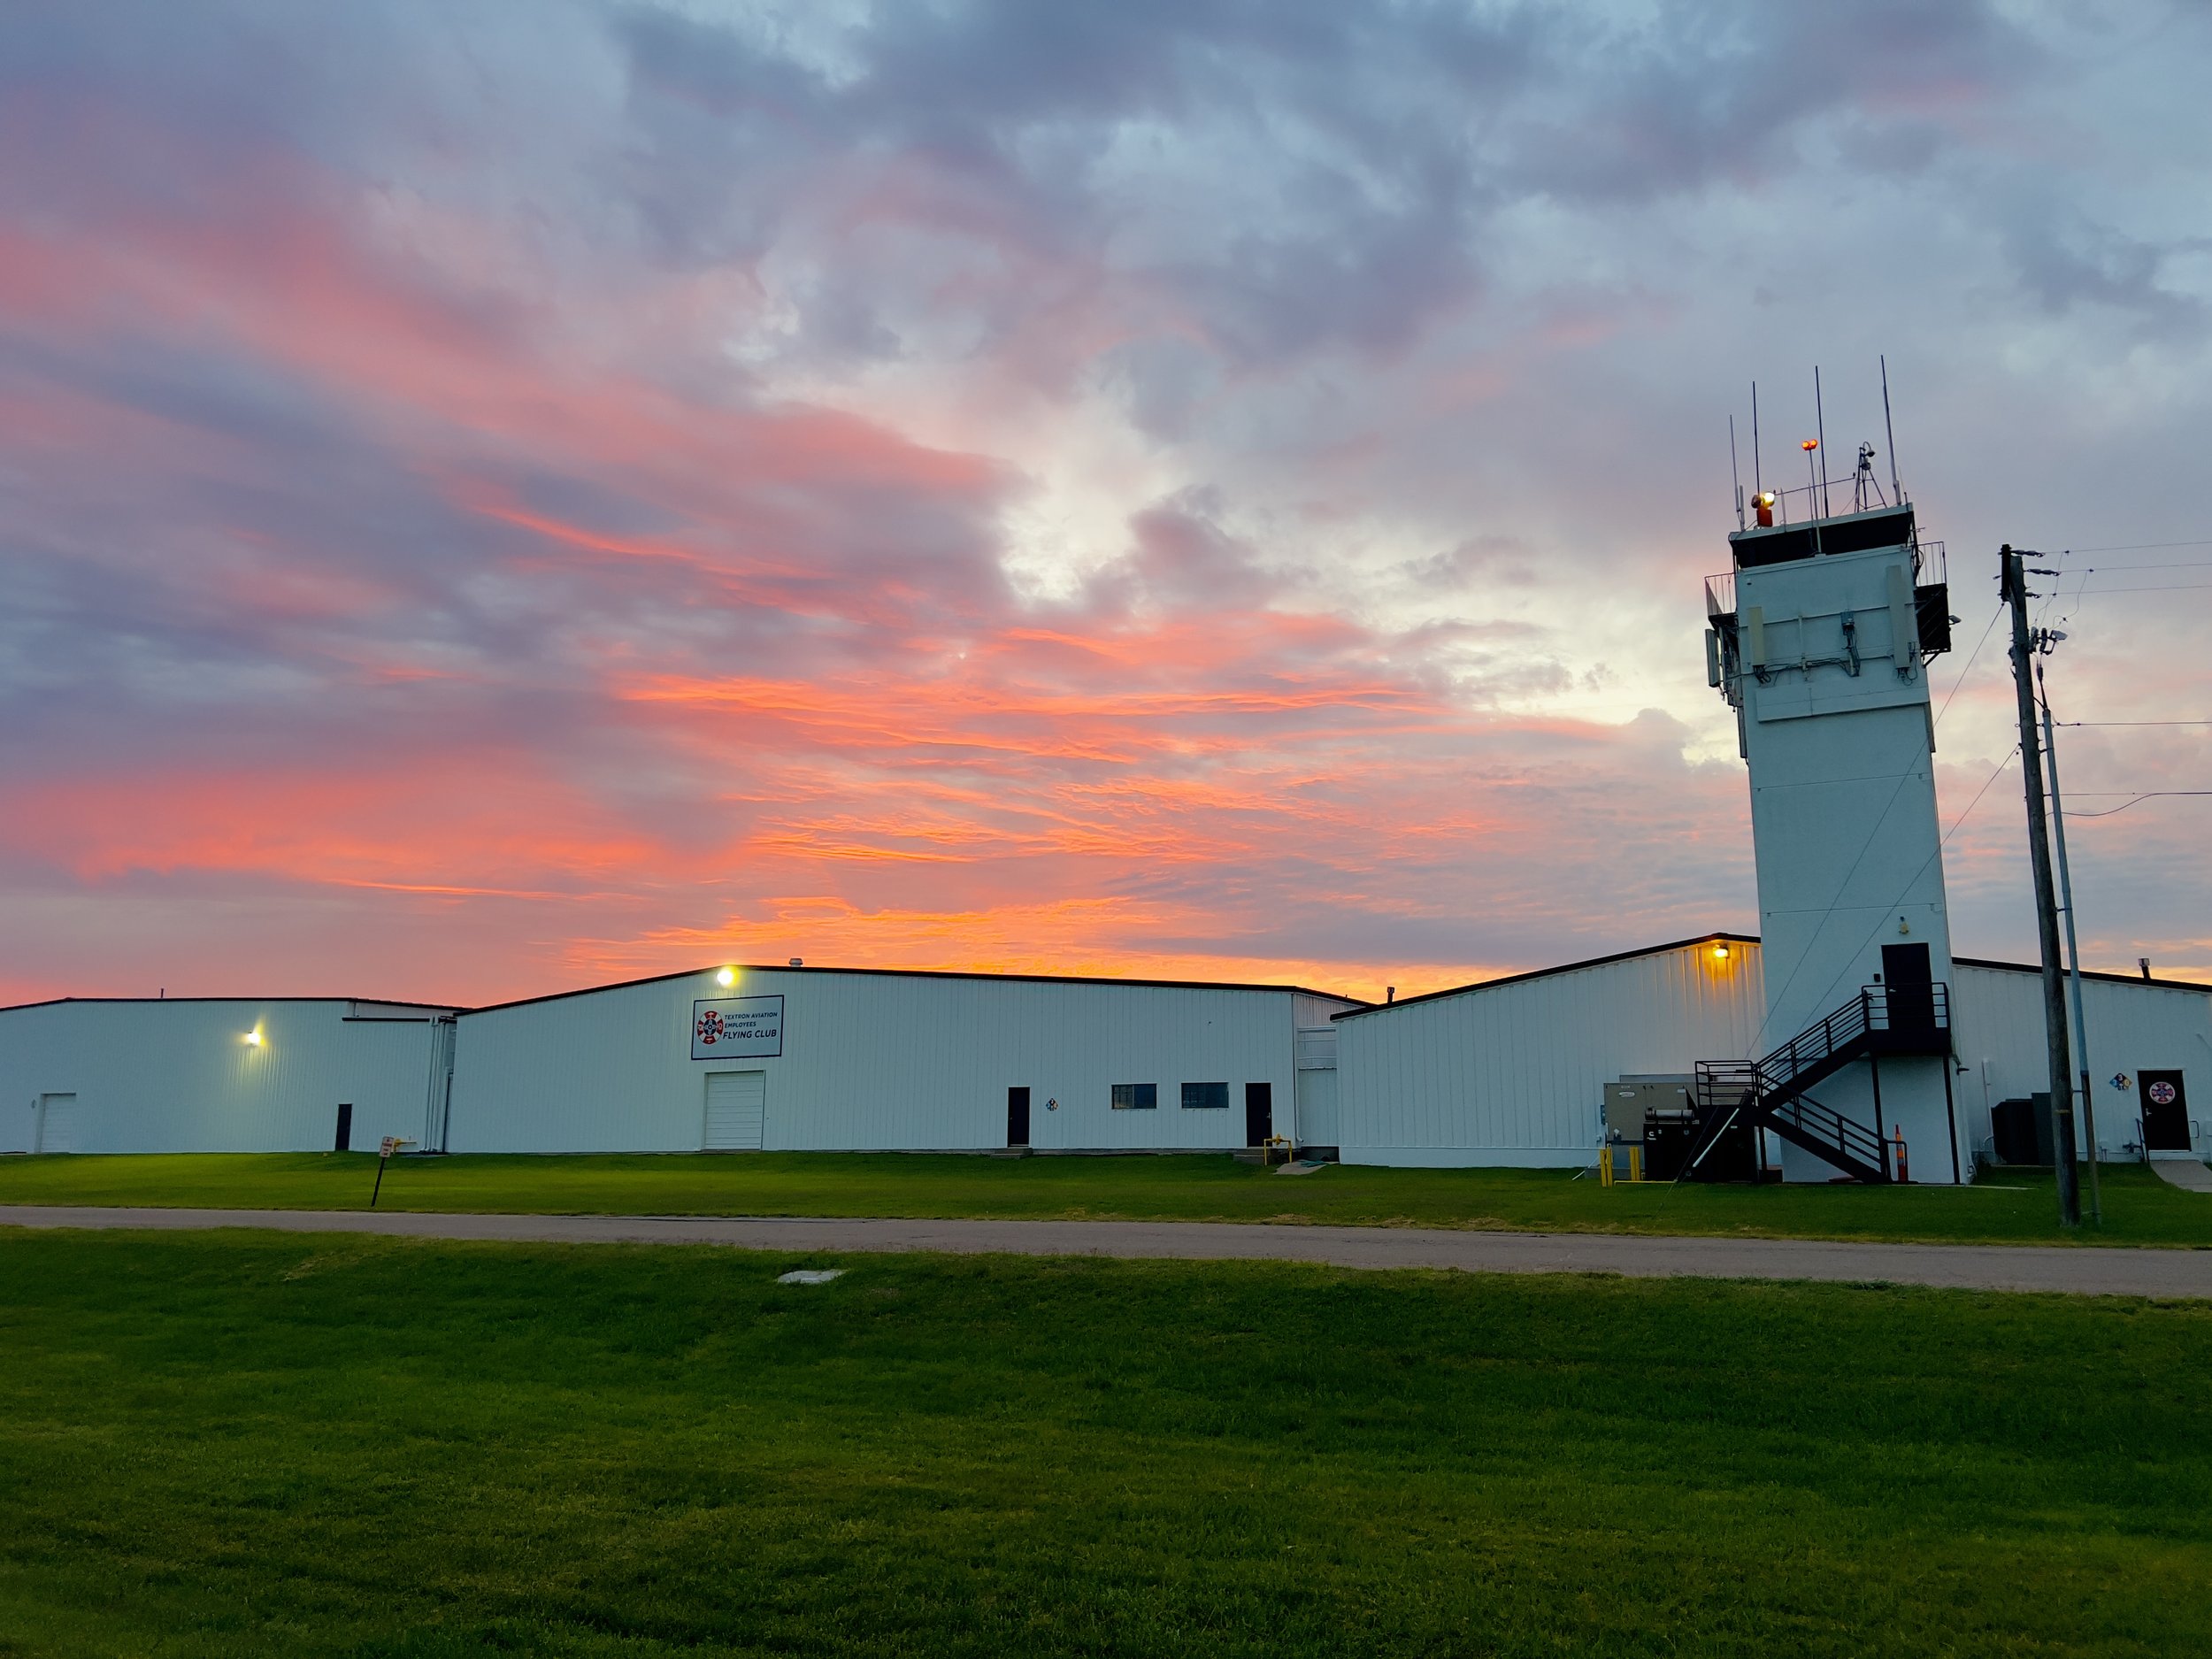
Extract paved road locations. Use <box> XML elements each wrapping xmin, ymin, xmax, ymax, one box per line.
<box><xmin>4</xmin><ymin>1205</ymin><xmax>2209</xmax><ymax>1296</ymax></box>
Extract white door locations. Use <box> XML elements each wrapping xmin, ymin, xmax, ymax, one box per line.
<box><xmin>703</xmin><ymin>1071</ymin><xmax>766</xmax><ymax>1150</ymax></box>
<box><xmin>1294</xmin><ymin>1027</ymin><xmax>1339</xmax><ymax>1147</ymax></box>
<box><xmin>1294</xmin><ymin>1068</ymin><xmax>1339</xmax><ymax>1146</ymax></box>
<box><xmin>36</xmin><ymin>1094</ymin><xmax>75</xmax><ymax>1155</ymax></box>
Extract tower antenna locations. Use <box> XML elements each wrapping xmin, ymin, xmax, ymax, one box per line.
<box><xmin>1730</xmin><ymin>413</ymin><xmax>1744</xmax><ymax>529</ymax></box>
<box><xmin>1750</xmin><ymin>381</ymin><xmax>1762</xmax><ymax>501</ymax></box>
<box><xmin>1814</xmin><ymin>365</ymin><xmax>1830</xmax><ymax>517</ymax></box>
<box><xmin>1880</xmin><ymin>355</ymin><xmax>1902</xmax><ymax>504</ymax></box>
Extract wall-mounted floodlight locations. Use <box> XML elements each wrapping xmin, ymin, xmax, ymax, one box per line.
<box><xmin>244</xmin><ymin>1028</ymin><xmax>264</xmax><ymax>1047</ymax></box>
<box><xmin>715</xmin><ymin>966</ymin><xmax>736</xmax><ymax>987</ymax></box>
<box><xmin>1711</xmin><ymin>941</ymin><xmax>1732</xmax><ymax>962</ymax></box>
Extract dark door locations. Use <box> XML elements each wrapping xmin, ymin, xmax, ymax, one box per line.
<box><xmin>1881</xmin><ymin>943</ymin><xmax>1935</xmax><ymax>1039</ymax></box>
<box><xmin>1007</xmin><ymin>1087</ymin><xmax>1031</xmax><ymax>1148</ymax></box>
<box><xmin>1244</xmin><ymin>1082</ymin><xmax>1273</xmax><ymax>1148</ymax></box>
<box><xmin>334</xmin><ymin>1102</ymin><xmax>353</xmax><ymax>1154</ymax></box>
<box><xmin>2139</xmin><ymin>1070</ymin><xmax>2190</xmax><ymax>1152</ymax></box>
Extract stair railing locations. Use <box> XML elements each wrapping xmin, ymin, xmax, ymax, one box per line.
<box><xmin>1691</xmin><ymin>982</ymin><xmax>1953</xmax><ymax>1182</ymax></box>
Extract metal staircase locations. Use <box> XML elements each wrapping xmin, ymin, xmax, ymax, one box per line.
<box><xmin>1688</xmin><ymin>983</ymin><xmax>1950</xmax><ymax>1183</ymax></box>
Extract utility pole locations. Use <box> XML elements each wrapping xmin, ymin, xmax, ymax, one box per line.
<box><xmin>2039</xmin><ymin>658</ymin><xmax>2101</xmax><ymax>1225</ymax></box>
<box><xmin>2001</xmin><ymin>545</ymin><xmax>2080</xmax><ymax>1226</ymax></box>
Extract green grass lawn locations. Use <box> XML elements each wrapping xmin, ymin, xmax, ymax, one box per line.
<box><xmin>2</xmin><ymin>1148</ymin><xmax>2208</xmax><ymax>1248</ymax></box>
<box><xmin>0</xmin><ymin>1229</ymin><xmax>2206</xmax><ymax>1655</ymax></box>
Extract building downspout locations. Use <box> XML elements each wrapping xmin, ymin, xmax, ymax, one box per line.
<box><xmin>425</xmin><ymin>1014</ymin><xmax>457</xmax><ymax>1153</ymax></box>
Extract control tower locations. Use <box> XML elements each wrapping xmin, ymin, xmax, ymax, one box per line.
<box><xmin>1699</xmin><ymin>449</ymin><xmax>1963</xmax><ymax>1183</ymax></box>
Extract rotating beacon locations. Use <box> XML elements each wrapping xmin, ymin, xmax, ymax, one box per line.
<box><xmin>1701</xmin><ymin>372</ymin><xmax>1962</xmax><ymax>1182</ymax></box>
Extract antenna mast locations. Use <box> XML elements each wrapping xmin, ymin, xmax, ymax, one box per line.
<box><xmin>1750</xmin><ymin>381</ymin><xmax>1762</xmax><ymax>501</ymax></box>
<box><xmin>1814</xmin><ymin>365</ymin><xmax>1830</xmax><ymax>517</ymax></box>
<box><xmin>1880</xmin><ymin>355</ymin><xmax>1902</xmax><ymax>504</ymax></box>
<box><xmin>1730</xmin><ymin>414</ymin><xmax>1744</xmax><ymax>529</ymax></box>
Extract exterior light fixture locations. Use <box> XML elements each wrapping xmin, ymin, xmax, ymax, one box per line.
<box><xmin>715</xmin><ymin>967</ymin><xmax>736</xmax><ymax>988</ymax></box>
<box><xmin>1711</xmin><ymin>941</ymin><xmax>1731</xmax><ymax>962</ymax></box>
<box><xmin>244</xmin><ymin>1029</ymin><xmax>264</xmax><ymax>1047</ymax></box>
<box><xmin>1801</xmin><ymin>439</ymin><xmax>1818</xmax><ymax>452</ymax></box>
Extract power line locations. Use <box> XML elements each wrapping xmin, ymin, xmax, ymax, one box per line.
<box><xmin>2048</xmin><ymin>567</ymin><xmax>2095</xmax><ymax>630</ymax></box>
<box><xmin>1933</xmin><ymin>600</ymin><xmax>2005</xmax><ymax>727</ymax></box>
<box><xmin>2034</xmin><ymin>549</ymin><xmax>2073</xmax><ymax>629</ymax></box>
<box><xmin>2062</xmin><ymin>791</ymin><xmax>2212</xmax><ymax>819</ymax></box>
<box><xmin>2065</xmin><ymin>538</ymin><xmax>2212</xmax><ymax>553</ymax></box>
<box><xmin>2059</xmin><ymin>719</ymin><xmax>2212</xmax><ymax>727</ymax></box>
<box><xmin>1770</xmin><ymin>744</ymin><xmax>2020</xmax><ymax>1045</ymax></box>
<box><xmin>1940</xmin><ymin>747</ymin><xmax>2024</xmax><ymax>843</ymax></box>
<box><xmin>2061</xmin><ymin>584</ymin><xmax>2212</xmax><ymax>595</ymax></box>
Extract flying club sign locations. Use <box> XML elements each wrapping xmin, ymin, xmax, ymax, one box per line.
<box><xmin>691</xmin><ymin>995</ymin><xmax>784</xmax><ymax>1060</ymax></box>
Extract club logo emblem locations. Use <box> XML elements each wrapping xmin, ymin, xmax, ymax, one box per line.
<box><xmin>2149</xmin><ymin>1080</ymin><xmax>2178</xmax><ymax>1106</ymax></box>
<box><xmin>695</xmin><ymin>1010</ymin><xmax>724</xmax><ymax>1046</ymax></box>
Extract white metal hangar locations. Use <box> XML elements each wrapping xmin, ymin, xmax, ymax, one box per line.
<box><xmin>443</xmin><ymin>964</ymin><xmax>1360</xmax><ymax>1155</ymax></box>
<box><xmin>0</xmin><ymin>997</ymin><xmax>457</xmax><ymax>1156</ymax></box>
<box><xmin>1327</xmin><ymin>934</ymin><xmax>2212</xmax><ymax>1174</ymax></box>
<box><xmin>0</xmin><ymin>969</ymin><xmax>1360</xmax><ymax>1157</ymax></box>
<box><xmin>4</xmin><ymin>945</ymin><xmax>2203</xmax><ymax>1170</ymax></box>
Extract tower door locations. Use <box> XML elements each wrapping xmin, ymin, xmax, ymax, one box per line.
<box><xmin>1006</xmin><ymin>1087</ymin><xmax>1031</xmax><ymax>1148</ymax></box>
<box><xmin>1881</xmin><ymin>942</ymin><xmax>1935</xmax><ymax>1039</ymax></box>
<box><xmin>703</xmin><ymin>1071</ymin><xmax>766</xmax><ymax>1150</ymax></box>
<box><xmin>1244</xmin><ymin>1082</ymin><xmax>1273</xmax><ymax>1148</ymax></box>
<box><xmin>2139</xmin><ymin>1070</ymin><xmax>2191</xmax><ymax>1153</ymax></box>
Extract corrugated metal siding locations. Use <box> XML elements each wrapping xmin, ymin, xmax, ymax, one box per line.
<box><xmin>1952</xmin><ymin>965</ymin><xmax>2212</xmax><ymax>1159</ymax></box>
<box><xmin>1334</xmin><ymin>942</ymin><xmax>1766</xmax><ymax>1166</ymax></box>
<box><xmin>447</xmin><ymin>970</ymin><xmax>1314</xmax><ymax>1154</ymax></box>
<box><xmin>0</xmin><ymin>1000</ymin><xmax>442</xmax><ymax>1153</ymax></box>
<box><xmin>1293</xmin><ymin>993</ymin><xmax>1360</xmax><ymax>1028</ymax></box>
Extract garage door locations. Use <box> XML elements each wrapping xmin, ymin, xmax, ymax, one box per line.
<box><xmin>703</xmin><ymin>1071</ymin><xmax>766</xmax><ymax>1151</ymax></box>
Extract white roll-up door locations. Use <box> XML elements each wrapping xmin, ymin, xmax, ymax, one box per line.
<box><xmin>703</xmin><ymin>1071</ymin><xmax>766</xmax><ymax>1150</ymax></box>
<box><xmin>36</xmin><ymin>1094</ymin><xmax>75</xmax><ymax>1154</ymax></box>
<box><xmin>1294</xmin><ymin>1027</ymin><xmax>1338</xmax><ymax>1071</ymax></box>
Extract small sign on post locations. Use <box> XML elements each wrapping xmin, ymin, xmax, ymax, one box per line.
<box><xmin>371</xmin><ymin>1136</ymin><xmax>416</xmax><ymax>1208</ymax></box>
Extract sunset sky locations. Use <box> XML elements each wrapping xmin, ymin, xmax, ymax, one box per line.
<box><xmin>3</xmin><ymin>1</ymin><xmax>2208</xmax><ymax>1008</ymax></box>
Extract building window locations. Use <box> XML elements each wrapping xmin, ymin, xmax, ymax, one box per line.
<box><xmin>1180</xmin><ymin>1082</ymin><xmax>1230</xmax><ymax>1110</ymax></box>
<box><xmin>1111</xmin><ymin>1083</ymin><xmax>1157</xmax><ymax>1110</ymax></box>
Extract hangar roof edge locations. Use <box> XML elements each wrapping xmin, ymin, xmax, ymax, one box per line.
<box><xmin>0</xmin><ymin>995</ymin><xmax>463</xmax><ymax>1015</ymax></box>
<box><xmin>1951</xmin><ymin>955</ymin><xmax>2212</xmax><ymax>994</ymax></box>
<box><xmin>1331</xmin><ymin>933</ymin><xmax>1761</xmax><ymax>1021</ymax></box>
<box><xmin>459</xmin><ymin>963</ymin><xmax>1373</xmax><ymax>1017</ymax></box>
<box><xmin>1330</xmin><ymin>938</ymin><xmax>2212</xmax><ymax>1022</ymax></box>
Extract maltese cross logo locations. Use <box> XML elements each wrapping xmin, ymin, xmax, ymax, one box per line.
<box><xmin>696</xmin><ymin>1010</ymin><xmax>724</xmax><ymax>1046</ymax></box>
